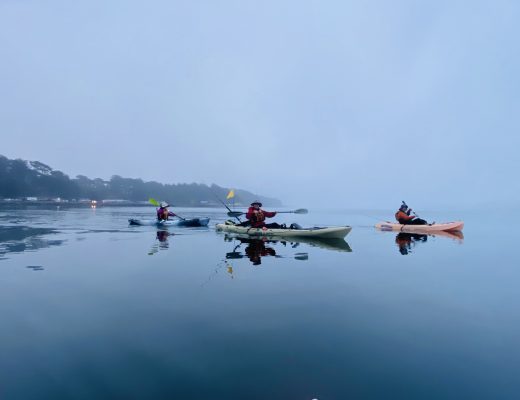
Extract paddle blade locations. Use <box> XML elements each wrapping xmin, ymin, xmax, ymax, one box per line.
<box><xmin>227</xmin><ymin>211</ymin><xmax>244</xmax><ymax>217</ymax></box>
<box><xmin>293</xmin><ymin>208</ymin><xmax>308</xmax><ymax>214</ymax></box>
<box><xmin>149</xmin><ymin>198</ymin><xmax>160</xmax><ymax>206</ymax></box>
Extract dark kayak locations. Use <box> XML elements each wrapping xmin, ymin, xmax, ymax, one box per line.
<box><xmin>129</xmin><ymin>218</ymin><xmax>210</xmax><ymax>227</ymax></box>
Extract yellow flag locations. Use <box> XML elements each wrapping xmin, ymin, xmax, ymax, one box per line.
<box><xmin>226</xmin><ymin>189</ymin><xmax>235</xmax><ymax>200</ymax></box>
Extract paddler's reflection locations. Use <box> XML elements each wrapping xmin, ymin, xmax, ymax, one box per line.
<box><xmin>245</xmin><ymin>239</ymin><xmax>276</xmax><ymax>265</ymax></box>
<box><xmin>148</xmin><ymin>230</ymin><xmax>174</xmax><ymax>255</ymax></box>
<box><xmin>395</xmin><ymin>232</ymin><xmax>427</xmax><ymax>255</ymax></box>
<box><xmin>226</xmin><ymin>237</ymin><xmax>277</xmax><ymax>265</ymax></box>
<box><xmin>157</xmin><ymin>230</ymin><xmax>171</xmax><ymax>245</ymax></box>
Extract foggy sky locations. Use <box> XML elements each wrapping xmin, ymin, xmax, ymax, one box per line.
<box><xmin>1</xmin><ymin>0</ymin><xmax>519</xmax><ymax>208</ymax></box>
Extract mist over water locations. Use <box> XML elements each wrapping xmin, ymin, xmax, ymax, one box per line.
<box><xmin>0</xmin><ymin>205</ymin><xmax>519</xmax><ymax>399</ymax></box>
<box><xmin>1</xmin><ymin>1</ymin><xmax>519</xmax><ymax>208</ymax></box>
<box><xmin>1</xmin><ymin>0</ymin><xmax>519</xmax><ymax>397</ymax></box>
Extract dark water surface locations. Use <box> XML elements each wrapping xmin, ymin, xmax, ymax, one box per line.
<box><xmin>0</xmin><ymin>206</ymin><xmax>518</xmax><ymax>399</ymax></box>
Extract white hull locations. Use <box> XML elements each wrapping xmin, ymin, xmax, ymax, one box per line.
<box><xmin>375</xmin><ymin>221</ymin><xmax>464</xmax><ymax>233</ymax></box>
<box><xmin>216</xmin><ymin>223</ymin><xmax>351</xmax><ymax>239</ymax></box>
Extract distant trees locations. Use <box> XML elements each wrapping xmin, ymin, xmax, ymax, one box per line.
<box><xmin>0</xmin><ymin>155</ymin><xmax>281</xmax><ymax>206</ymax></box>
<box><xmin>0</xmin><ymin>156</ymin><xmax>80</xmax><ymax>199</ymax></box>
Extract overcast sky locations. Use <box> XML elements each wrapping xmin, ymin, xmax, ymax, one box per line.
<box><xmin>1</xmin><ymin>0</ymin><xmax>518</xmax><ymax>208</ymax></box>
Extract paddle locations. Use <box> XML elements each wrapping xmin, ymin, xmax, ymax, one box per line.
<box><xmin>148</xmin><ymin>198</ymin><xmax>186</xmax><ymax>221</ymax></box>
<box><xmin>227</xmin><ymin>208</ymin><xmax>308</xmax><ymax>217</ymax></box>
<box><xmin>402</xmin><ymin>200</ymin><xmax>419</xmax><ymax>217</ymax></box>
<box><xmin>212</xmin><ymin>194</ymin><xmax>242</xmax><ymax>222</ymax></box>
<box><xmin>402</xmin><ymin>200</ymin><xmax>432</xmax><ymax>225</ymax></box>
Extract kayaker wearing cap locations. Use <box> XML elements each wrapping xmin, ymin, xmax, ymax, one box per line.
<box><xmin>246</xmin><ymin>201</ymin><xmax>280</xmax><ymax>228</ymax></box>
<box><xmin>395</xmin><ymin>203</ymin><xmax>427</xmax><ymax>225</ymax></box>
<box><xmin>157</xmin><ymin>201</ymin><xmax>177</xmax><ymax>221</ymax></box>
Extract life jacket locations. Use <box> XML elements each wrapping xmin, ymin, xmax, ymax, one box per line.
<box><xmin>251</xmin><ymin>210</ymin><xmax>266</xmax><ymax>227</ymax></box>
<box><xmin>395</xmin><ymin>210</ymin><xmax>413</xmax><ymax>222</ymax></box>
<box><xmin>157</xmin><ymin>207</ymin><xmax>170</xmax><ymax>220</ymax></box>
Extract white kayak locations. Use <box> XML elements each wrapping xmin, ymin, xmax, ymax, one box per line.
<box><xmin>375</xmin><ymin>221</ymin><xmax>464</xmax><ymax>233</ymax></box>
<box><xmin>129</xmin><ymin>217</ymin><xmax>210</xmax><ymax>227</ymax></box>
<box><xmin>216</xmin><ymin>222</ymin><xmax>351</xmax><ymax>239</ymax></box>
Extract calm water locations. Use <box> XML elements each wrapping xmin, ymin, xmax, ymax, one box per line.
<box><xmin>0</xmin><ymin>206</ymin><xmax>519</xmax><ymax>399</ymax></box>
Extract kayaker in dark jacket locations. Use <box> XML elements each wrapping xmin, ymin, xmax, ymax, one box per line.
<box><xmin>157</xmin><ymin>201</ymin><xmax>176</xmax><ymax>221</ymax></box>
<box><xmin>395</xmin><ymin>203</ymin><xmax>427</xmax><ymax>225</ymax></box>
<box><xmin>395</xmin><ymin>232</ymin><xmax>427</xmax><ymax>255</ymax></box>
<box><xmin>246</xmin><ymin>201</ymin><xmax>281</xmax><ymax>228</ymax></box>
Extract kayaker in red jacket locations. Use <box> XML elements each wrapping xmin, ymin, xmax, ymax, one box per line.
<box><xmin>395</xmin><ymin>203</ymin><xmax>427</xmax><ymax>225</ymax></box>
<box><xmin>157</xmin><ymin>201</ymin><xmax>177</xmax><ymax>221</ymax></box>
<box><xmin>244</xmin><ymin>238</ymin><xmax>277</xmax><ymax>265</ymax></box>
<box><xmin>246</xmin><ymin>201</ymin><xmax>280</xmax><ymax>228</ymax></box>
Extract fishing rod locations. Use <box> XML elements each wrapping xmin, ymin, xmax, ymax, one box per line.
<box><xmin>212</xmin><ymin>191</ymin><xmax>242</xmax><ymax>222</ymax></box>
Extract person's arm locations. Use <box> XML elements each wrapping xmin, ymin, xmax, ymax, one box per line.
<box><xmin>398</xmin><ymin>211</ymin><xmax>414</xmax><ymax>221</ymax></box>
<box><xmin>168</xmin><ymin>211</ymin><xmax>176</xmax><ymax>217</ymax></box>
<box><xmin>402</xmin><ymin>213</ymin><xmax>415</xmax><ymax>221</ymax></box>
<box><xmin>263</xmin><ymin>211</ymin><xmax>277</xmax><ymax>218</ymax></box>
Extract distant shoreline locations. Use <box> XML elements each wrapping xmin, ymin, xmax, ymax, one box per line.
<box><xmin>0</xmin><ymin>199</ymin><xmax>247</xmax><ymax>208</ymax></box>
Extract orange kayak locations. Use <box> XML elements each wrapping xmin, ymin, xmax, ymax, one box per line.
<box><xmin>375</xmin><ymin>221</ymin><xmax>464</xmax><ymax>233</ymax></box>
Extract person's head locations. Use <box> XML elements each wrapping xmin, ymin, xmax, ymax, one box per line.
<box><xmin>160</xmin><ymin>201</ymin><xmax>169</xmax><ymax>208</ymax></box>
<box><xmin>399</xmin><ymin>204</ymin><xmax>408</xmax><ymax>212</ymax></box>
<box><xmin>251</xmin><ymin>201</ymin><xmax>262</xmax><ymax>209</ymax></box>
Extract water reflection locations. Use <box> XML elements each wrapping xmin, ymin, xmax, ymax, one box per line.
<box><xmin>395</xmin><ymin>233</ymin><xmax>428</xmax><ymax>255</ymax></box>
<box><xmin>223</xmin><ymin>233</ymin><xmax>351</xmax><ymax>265</ymax></box>
<box><xmin>226</xmin><ymin>237</ymin><xmax>279</xmax><ymax>265</ymax></box>
<box><xmin>148</xmin><ymin>229</ymin><xmax>174</xmax><ymax>255</ymax></box>
<box><xmin>26</xmin><ymin>265</ymin><xmax>45</xmax><ymax>271</ymax></box>
<box><xmin>393</xmin><ymin>230</ymin><xmax>464</xmax><ymax>255</ymax></box>
<box><xmin>0</xmin><ymin>226</ymin><xmax>65</xmax><ymax>260</ymax></box>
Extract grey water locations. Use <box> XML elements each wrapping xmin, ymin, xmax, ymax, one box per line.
<box><xmin>0</xmin><ymin>206</ymin><xmax>519</xmax><ymax>400</ymax></box>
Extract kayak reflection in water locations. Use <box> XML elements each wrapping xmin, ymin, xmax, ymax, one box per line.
<box><xmin>395</xmin><ymin>232</ymin><xmax>427</xmax><ymax>255</ymax></box>
<box><xmin>395</xmin><ymin>201</ymin><xmax>428</xmax><ymax>225</ymax></box>
<box><xmin>148</xmin><ymin>230</ymin><xmax>173</xmax><ymax>255</ymax></box>
<box><xmin>157</xmin><ymin>201</ymin><xmax>177</xmax><ymax>221</ymax></box>
<box><xmin>245</xmin><ymin>239</ymin><xmax>277</xmax><ymax>265</ymax></box>
<box><xmin>246</xmin><ymin>200</ymin><xmax>283</xmax><ymax>229</ymax></box>
<box><xmin>226</xmin><ymin>237</ymin><xmax>277</xmax><ymax>266</ymax></box>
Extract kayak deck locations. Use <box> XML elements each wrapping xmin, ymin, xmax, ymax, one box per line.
<box><xmin>375</xmin><ymin>221</ymin><xmax>464</xmax><ymax>233</ymax></box>
<box><xmin>216</xmin><ymin>223</ymin><xmax>351</xmax><ymax>239</ymax></box>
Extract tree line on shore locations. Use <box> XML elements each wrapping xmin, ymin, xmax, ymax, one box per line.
<box><xmin>0</xmin><ymin>155</ymin><xmax>280</xmax><ymax>206</ymax></box>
